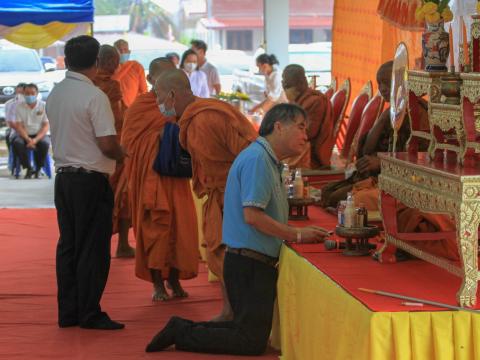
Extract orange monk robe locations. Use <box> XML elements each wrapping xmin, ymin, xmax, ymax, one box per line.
<box><xmin>179</xmin><ymin>98</ymin><xmax>258</xmax><ymax>278</ymax></box>
<box><xmin>93</xmin><ymin>71</ymin><xmax>129</xmax><ymax>233</ymax></box>
<box><xmin>121</xmin><ymin>91</ymin><xmax>199</xmax><ymax>281</ymax></box>
<box><xmin>112</xmin><ymin>60</ymin><xmax>148</xmax><ymax>107</ymax></box>
<box><xmin>289</xmin><ymin>89</ymin><xmax>334</xmax><ymax>168</ymax></box>
<box><xmin>397</xmin><ymin>206</ymin><xmax>459</xmax><ymax>261</ymax></box>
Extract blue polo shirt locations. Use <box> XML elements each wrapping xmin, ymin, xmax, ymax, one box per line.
<box><xmin>222</xmin><ymin>137</ymin><xmax>288</xmax><ymax>258</ymax></box>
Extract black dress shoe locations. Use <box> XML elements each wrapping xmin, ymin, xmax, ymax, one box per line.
<box><xmin>24</xmin><ymin>168</ymin><xmax>34</xmax><ymax>179</ymax></box>
<box><xmin>80</xmin><ymin>313</ymin><xmax>125</xmax><ymax>330</ymax></box>
<box><xmin>145</xmin><ymin>316</ymin><xmax>182</xmax><ymax>352</ymax></box>
<box><xmin>59</xmin><ymin>320</ymin><xmax>79</xmax><ymax>328</ymax></box>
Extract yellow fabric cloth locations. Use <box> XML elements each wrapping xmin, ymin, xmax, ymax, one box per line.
<box><xmin>332</xmin><ymin>0</ymin><xmax>421</xmax><ymax>111</ymax></box>
<box><xmin>2</xmin><ymin>22</ymin><xmax>81</xmax><ymax>49</ymax></box>
<box><xmin>272</xmin><ymin>246</ymin><xmax>480</xmax><ymax>360</ymax></box>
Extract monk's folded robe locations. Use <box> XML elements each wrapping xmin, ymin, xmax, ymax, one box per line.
<box><xmin>113</xmin><ymin>60</ymin><xmax>148</xmax><ymax>107</ymax></box>
<box><xmin>122</xmin><ymin>91</ymin><xmax>199</xmax><ymax>281</ymax></box>
<box><xmin>179</xmin><ymin>98</ymin><xmax>257</xmax><ymax>278</ymax></box>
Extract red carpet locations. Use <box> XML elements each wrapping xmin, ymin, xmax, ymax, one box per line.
<box><xmin>0</xmin><ymin>209</ymin><xmax>279</xmax><ymax>359</ymax></box>
<box><xmin>290</xmin><ymin>206</ymin><xmax>480</xmax><ymax>312</ymax></box>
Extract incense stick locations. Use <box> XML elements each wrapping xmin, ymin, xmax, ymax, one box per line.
<box><xmin>358</xmin><ymin>288</ymin><xmax>480</xmax><ymax>314</ymax></box>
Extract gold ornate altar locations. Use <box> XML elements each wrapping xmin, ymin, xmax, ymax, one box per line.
<box><xmin>406</xmin><ymin>70</ymin><xmax>480</xmax><ymax>162</ymax></box>
<box><xmin>377</xmin><ymin>69</ymin><xmax>480</xmax><ymax>307</ymax></box>
<box><xmin>378</xmin><ymin>152</ymin><xmax>480</xmax><ymax>307</ymax></box>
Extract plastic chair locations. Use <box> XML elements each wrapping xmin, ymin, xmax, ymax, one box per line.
<box><xmin>340</xmin><ymin>81</ymin><xmax>373</xmax><ymax>158</ymax></box>
<box><xmin>11</xmin><ymin>149</ymin><xmax>52</xmax><ymax>179</ymax></box>
<box><xmin>330</xmin><ymin>78</ymin><xmax>351</xmax><ymax>150</ymax></box>
<box><xmin>346</xmin><ymin>91</ymin><xmax>385</xmax><ymax>164</ymax></box>
<box><xmin>324</xmin><ymin>77</ymin><xmax>337</xmax><ymax>100</ymax></box>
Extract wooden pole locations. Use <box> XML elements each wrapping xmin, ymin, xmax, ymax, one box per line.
<box><xmin>358</xmin><ymin>288</ymin><xmax>480</xmax><ymax>314</ymax></box>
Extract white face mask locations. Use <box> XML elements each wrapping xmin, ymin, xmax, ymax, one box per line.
<box><xmin>184</xmin><ymin>62</ymin><xmax>197</xmax><ymax>73</ymax></box>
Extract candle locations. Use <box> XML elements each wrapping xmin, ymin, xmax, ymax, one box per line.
<box><xmin>462</xmin><ymin>17</ymin><xmax>470</xmax><ymax>66</ymax></box>
<box><xmin>449</xmin><ymin>24</ymin><xmax>454</xmax><ymax>68</ymax></box>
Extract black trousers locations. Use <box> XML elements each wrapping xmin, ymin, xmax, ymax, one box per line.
<box><xmin>11</xmin><ymin>133</ymin><xmax>50</xmax><ymax>170</ymax></box>
<box><xmin>173</xmin><ymin>251</ymin><xmax>278</xmax><ymax>355</ymax></box>
<box><xmin>54</xmin><ymin>172</ymin><xmax>113</xmax><ymax>326</ymax></box>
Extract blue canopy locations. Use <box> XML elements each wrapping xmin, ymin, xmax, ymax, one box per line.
<box><xmin>0</xmin><ymin>1</ymin><xmax>94</xmax><ymax>27</ymax></box>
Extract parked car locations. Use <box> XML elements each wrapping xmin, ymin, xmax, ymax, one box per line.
<box><xmin>0</xmin><ymin>41</ymin><xmax>64</xmax><ymax>122</ymax></box>
<box><xmin>207</xmin><ymin>50</ymin><xmax>253</xmax><ymax>94</ymax></box>
<box><xmin>41</xmin><ymin>56</ymin><xmax>57</xmax><ymax>71</ymax></box>
<box><xmin>234</xmin><ymin>42</ymin><xmax>332</xmax><ymax>104</ymax></box>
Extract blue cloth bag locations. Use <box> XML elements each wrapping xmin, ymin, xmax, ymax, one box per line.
<box><xmin>153</xmin><ymin>122</ymin><xmax>192</xmax><ymax>178</ymax></box>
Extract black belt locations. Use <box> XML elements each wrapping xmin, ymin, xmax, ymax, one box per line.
<box><xmin>57</xmin><ymin>166</ymin><xmax>109</xmax><ymax>178</ymax></box>
<box><xmin>227</xmin><ymin>247</ymin><xmax>279</xmax><ymax>268</ymax></box>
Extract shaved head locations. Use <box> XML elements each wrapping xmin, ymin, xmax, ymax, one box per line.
<box><xmin>154</xmin><ymin>69</ymin><xmax>195</xmax><ymax>119</ymax></box>
<box><xmin>377</xmin><ymin>60</ymin><xmax>393</xmax><ymax>101</ymax></box>
<box><xmin>155</xmin><ymin>69</ymin><xmax>192</xmax><ymax>94</ymax></box>
<box><xmin>282</xmin><ymin>64</ymin><xmax>308</xmax><ymax>90</ymax></box>
<box><xmin>377</xmin><ymin>60</ymin><xmax>393</xmax><ymax>78</ymax></box>
<box><xmin>146</xmin><ymin>57</ymin><xmax>175</xmax><ymax>87</ymax></box>
<box><xmin>149</xmin><ymin>57</ymin><xmax>174</xmax><ymax>77</ymax></box>
<box><xmin>98</xmin><ymin>44</ymin><xmax>120</xmax><ymax>74</ymax></box>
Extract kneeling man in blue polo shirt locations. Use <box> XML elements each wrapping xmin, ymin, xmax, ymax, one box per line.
<box><xmin>146</xmin><ymin>103</ymin><xmax>329</xmax><ymax>355</ymax></box>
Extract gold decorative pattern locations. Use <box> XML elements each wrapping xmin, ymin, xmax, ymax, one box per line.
<box><xmin>407</xmin><ymin>75</ymin><xmax>432</xmax><ymax>97</ymax></box>
<box><xmin>378</xmin><ymin>153</ymin><xmax>480</xmax><ymax>307</ymax></box>
<box><xmin>472</xmin><ymin>18</ymin><xmax>480</xmax><ymax>39</ymax></box>
<box><xmin>428</xmin><ymin>103</ymin><xmax>464</xmax><ymax>160</ymax></box>
<box><xmin>461</xmin><ymin>78</ymin><xmax>480</xmax><ymax>103</ymax></box>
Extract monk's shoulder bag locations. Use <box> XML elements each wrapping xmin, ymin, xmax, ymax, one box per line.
<box><xmin>153</xmin><ymin>122</ymin><xmax>192</xmax><ymax>178</ymax></box>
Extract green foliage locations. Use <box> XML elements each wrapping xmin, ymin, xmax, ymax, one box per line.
<box><xmin>94</xmin><ymin>0</ymin><xmax>133</xmax><ymax>15</ymax></box>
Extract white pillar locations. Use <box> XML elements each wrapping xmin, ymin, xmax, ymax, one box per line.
<box><xmin>264</xmin><ymin>0</ymin><xmax>289</xmax><ymax>68</ymax></box>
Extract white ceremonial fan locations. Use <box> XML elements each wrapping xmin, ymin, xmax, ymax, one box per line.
<box><xmin>389</xmin><ymin>42</ymin><xmax>409</xmax><ymax>152</ymax></box>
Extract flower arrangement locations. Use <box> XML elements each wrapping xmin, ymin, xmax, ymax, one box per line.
<box><xmin>215</xmin><ymin>91</ymin><xmax>251</xmax><ymax>102</ymax></box>
<box><xmin>415</xmin><ymin>0</ymin><xmax>453</xmax><ymax>24</ymax></box>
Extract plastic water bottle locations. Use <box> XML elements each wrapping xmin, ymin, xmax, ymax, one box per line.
<box><xmin>293</xmin><ymin>168</ymin><xmax>304</xmax><ymax>199</ymax></box>
<box><xmin>344</xmin><ymin>192</ymin><xmax>356</xmax><ymax>228</ymax></box>
<box><xmin>281</xmin><ymin>164</ymin><xmax>291</xmax><ymax>192</ymax></box>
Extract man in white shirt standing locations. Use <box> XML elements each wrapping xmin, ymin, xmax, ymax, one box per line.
<box><xmin>190</xmin><ymin>39</ymin><xmax>221</xmax><ymax>95</ymax></box>
<box><xmin>12</xmin><ymin>83</ymin><xmax>50</xmax><ymax>179</ymax></box>
<box><xmin>46</xmin><ymin>35</ymin><xmax>126</xmax><ymax>330</ymax></box>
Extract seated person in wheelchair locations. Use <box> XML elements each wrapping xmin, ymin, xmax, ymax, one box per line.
<box><xmin>11</xmin><ymin>83</ymin><xmax>50</xmax><ymax>179</ymax></box>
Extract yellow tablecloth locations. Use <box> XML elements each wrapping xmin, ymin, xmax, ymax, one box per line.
<box><xmin>272</xmin><ymin>246</ymin><xmax>480</xmax><ymax>360</ymax></box>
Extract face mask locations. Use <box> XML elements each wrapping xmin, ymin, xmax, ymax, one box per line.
<box><xmin>119</xmin><ymin>53</ymin><xmax>130</xmax><ymax>64</ymax></box>
<box><xmin>24</xmin><ymin>95</ymin><xmax>37</xmax><ymax>105</ymax></box>
<box><xmin>16</xmin><ymin>94</ymin><xmax>25</xmax><ymax>102</ymax></box>
<box><xmin>158</xmin><ymin>103</ymin><xmax>176</xmax><ymax>117</ymax></box>
<box><xmin>184</xmin><ymin>62</ymin><xmax>196</xmax><ymax>73</ymax></box>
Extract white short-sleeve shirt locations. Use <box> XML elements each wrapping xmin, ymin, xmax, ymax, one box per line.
<box><xmin>5</xmin><ymin>97</ymin><xmax>22</xmax><ymax>123</ymax></box>
<box><xmin>46</xmin><ymin>71</ymin><xmax>117</xmax><ymax>175</ymax></box>
<box><xmin>15</xmin><ymin>100</ymin><xmax>48</xmax><ymax>135</ymax></box>
<box><xmin>199</xmin><ymin>61</ymin><xmax>221</xmax><ymax>95</ymax></box>
<box><xmin>265</xmin><ymin>67</ymin><xmax>288</xmax><ymax>104</ymax></box>
<box><xmin>187</xmin><ymin>70</ymin><xmax>210</xmax><ymax>98</ymax></box>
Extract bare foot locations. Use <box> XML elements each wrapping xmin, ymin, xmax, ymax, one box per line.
<box><xmin>115</xmin><ymin>246</ymin><xmax>135</xmax><ymax>258</ymax></box>
<box><xmin>170</xmin><ymin>284</ymin><xmax>189</xmax><ymax>298</ymax></box>
<box><xmin>167</xmin><ymin>268</ymin><xmax>188</xmax><ymax>298</ymax></box>
<box><xmin>152</xmin><ymin>287</ymin><xmax>171</xmax><ymax>302</ymax></box>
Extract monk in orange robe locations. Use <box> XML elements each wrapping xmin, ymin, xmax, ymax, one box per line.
<box><xmin>155</xmin><ymin>69</ymin><xmax>257</xmax><ymax>321</ymax></box>
<box><xmin>112</xmin><ymin>39</ymin><xmax>148</xmax><ymax>107</ymax></box>
<box><xmin>322</xmin><ymin>61</ymin><xmax>458</xmax><ymax>261</ymax></box>
<box><xmin>93</xmin><ymin>45</ymin><xmax>134</xmax><ymax>258</ymax></box>
<box><xmin>122</xmin><ymin>58</ymin><xmax>199</xmax><ymax>300</ymax></box>
<box><xmin>282</xmin><ymin>64</ymin><xmax>334</xmax><ymax>168</ymax></box>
